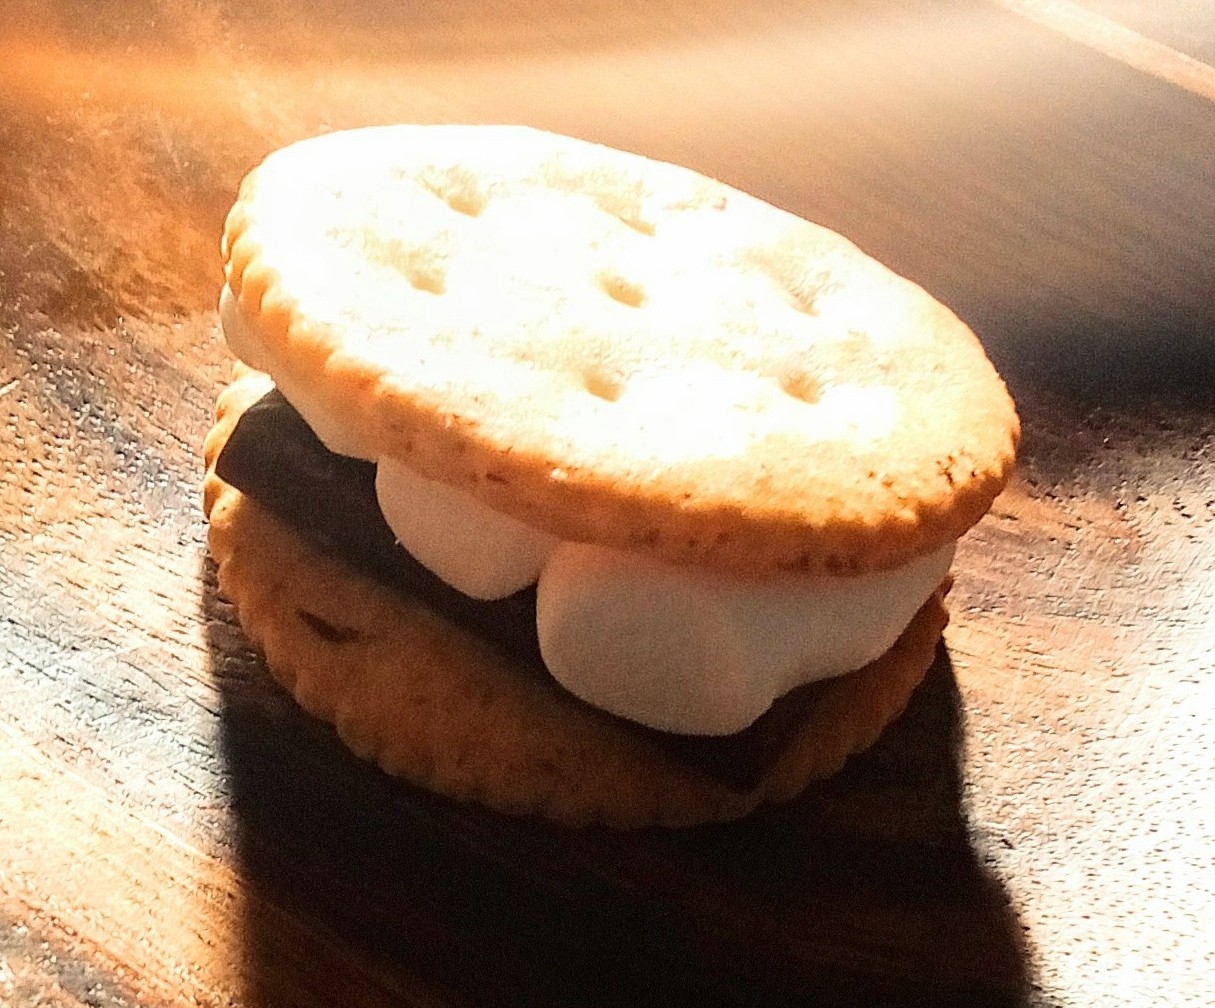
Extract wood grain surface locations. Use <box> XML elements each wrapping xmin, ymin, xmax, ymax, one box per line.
<box><xmin>2</xmin><ymin>1</ymin><xmax>1213</xmax><ymax>1005</ymax></box>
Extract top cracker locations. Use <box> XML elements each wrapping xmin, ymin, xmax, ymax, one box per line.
<box><xmin>222</xmin><ymin>125</ymin><xmax>1018</xmax><ymax>576</ymax></box>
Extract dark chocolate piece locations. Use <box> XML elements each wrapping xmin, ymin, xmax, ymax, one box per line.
<box><xmin>215</xmin><ymin>389</ymin><xmax>829</xmax><ymax>792</ymax></box>
<box><xmin>215</xmin><ymin>391</ymin><xmax>543</xmax><ymax>665</ymax></box>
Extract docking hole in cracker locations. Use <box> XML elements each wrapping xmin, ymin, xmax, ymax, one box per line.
<box><xmin>206</xmin><ymin>125</ymin><xmax>1017</xmax><ymax>827</ymax></box>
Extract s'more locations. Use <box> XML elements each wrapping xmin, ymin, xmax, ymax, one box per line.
<box><xmin>203</xmin><ymin>125</ymin><xmax>1018</xmax><ymax>827</ymax></box>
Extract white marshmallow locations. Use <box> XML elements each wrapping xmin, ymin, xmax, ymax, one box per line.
<box><xmin>375</xmin><ymin>457</ymin><xmax>559</xmax><ymax>600</ymax></box>
<box><xmin>219</xmin><ymin>283</ymin><xmax>272</xmax><ymax>372</ymax></box>
<box><xmin>219</xmin><ymin>283</ymin><xmax>375</xmax><ymax>460</ymax></box>
<box><xmin>273</xmin><ymin>370</ymin><xmax>376</xmax><ymax>461</ymax></box>
<box><xmin>536</xmin><ymin>540</ymin><xmax>954</xmax><ymax>735</ymax></box>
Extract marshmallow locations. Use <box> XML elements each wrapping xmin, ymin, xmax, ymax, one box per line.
<box><xmin>219</xmin><ymin>283</ymin><xmax>375</xmax><ymax>460</ymax></box>
<box><xmin>252</xmin><ymin>353</ymin><xmax>953</xmax><ymax>734</ymax></box>
<box><xmin>536</xmin><ymin>540</ymin><xmax>954</xmax><ymax>735</ymax></box>
<box><xmin>219</xmin><ymin>283</ymin><xmax>272</xmax><ymax>372</ymax></box>
<box><xmin>375</xmin><ymin>457</ymin><xmax>559</xmax><ymax>600</ymax></box>
<box><xmin>272</xmin><ymin>370</ymin><xmax>376</xmax><ymax>461</ymax></box>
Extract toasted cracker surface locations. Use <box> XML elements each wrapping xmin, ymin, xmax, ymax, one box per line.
<box><xmin>205</xmin><ymin>367</ymin><xmax>949</xmax><ymax>827</ymax></box>
<box><xmin>222</xmin><ymin>125</ymin><xmax>1017</xmax><ymax>576</ymax></box>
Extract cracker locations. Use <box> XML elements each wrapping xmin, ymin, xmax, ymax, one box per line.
<box><xmin>205</xmin><ymin>368</ymin><xmax>949</xmax><ymax>828</ymax></box>
<box><xmin>223</xmin><ymin>125</ymin><xmax>1017</xmax><ymax>576</ymax></box>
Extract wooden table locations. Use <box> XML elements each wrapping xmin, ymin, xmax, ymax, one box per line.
<box><xmin>2</xmin><ymin>1</ymin><xmax>1212</xmax><ymax>1005</ymax></box>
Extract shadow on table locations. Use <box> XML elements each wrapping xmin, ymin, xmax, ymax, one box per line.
<box><xmin>203</xmin><ymin>560</ymin><xmax>1038</xmax><ymax>1008</ymax></box>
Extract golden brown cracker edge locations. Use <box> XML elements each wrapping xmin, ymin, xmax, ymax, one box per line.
<box><xmin>222</xmin><ymin>125</ymin><xmax>1019</xmax><ymax>579</ymax></box>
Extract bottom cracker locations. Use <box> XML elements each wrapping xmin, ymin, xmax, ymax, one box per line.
<box><xmin>203</xmin><ymin>367</ymin><xmax>950</xmax><ymax>828</ymax></box>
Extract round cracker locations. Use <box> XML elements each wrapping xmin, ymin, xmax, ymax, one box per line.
<box><xmin>204</xmin><ymin>367</ymin><xmax>950</xmax><ymax>828</ymax></box>
<box><xmin>222</xmin><ymin>124</ymin><xmax>1018</xmax><ymax>577</ymax></box>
